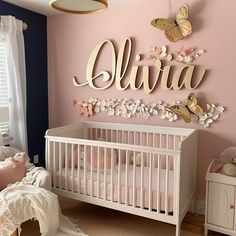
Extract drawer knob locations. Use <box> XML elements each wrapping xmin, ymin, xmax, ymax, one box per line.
<box><xmin>230</xmin><ymin>204</ymin><xmax>234</xmax><ymax>209</ymax></box>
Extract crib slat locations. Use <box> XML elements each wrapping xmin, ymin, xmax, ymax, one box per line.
<box><xmin>84</xmin><ymin>145</ymin><xmax>87</xmax><ymax>195</ymax></box>
<box><xmin>90</xmin><ymin>146</ymin><xmax>93</xmax><ymax>197</ymax></box>
<box><xmin>165</xmin><ymin>155</ymin><xmax>169</xmax><ymax>215</ymax></box>
<box><xmin>153</xmin><ymin>134</ymin><xmax>157</xmax><ymax>167</ymax></box>
<box><xmin>173</xmin><ymin>154</ymin><xmax>178</xmax><ymax>218</ymax></box>
<box><xmin>149</xmin><ymin>153</ymin><xmax>152</xmax><ymax>211</ymax></box>
<box><xmin>59</xmin><ymin>142</ymin><xmax>62</xmax><ymax>189</ymax></box>
<box><xmin>65</xmin><ymin>143</ymin><xmax>68</xmax><ymax>191</ymax></box>
<box><xmin>104</xmin><ymin>147</ymin><xmax>107</xmax><ymax>200</ymax></box>
<box><xmin>118</xmin><ymin>149</ymin><xmax>121</xmax><ymax>204</ymax></box>
<box><xmin>146</xmin><ymin>132</ymin><xmax>149</xmax><ymax>146</ymax></box>
<box><xmin>71</xmin><ymin>144</ymin><xmax>75</xmax><ymax>192</ymax></box>
<box><xmin>97</xmin><ymin>146</ymin><xmax>100</xmax><ymax>199</ymax></box>
<box><xmin>45</xmin><ymin>139</ymin><xmax>49</xmax><ymax>170</ymax></box>
<box><xmin>53</xmin><ymin>141</ymin><xmax>56</xmax><ymax>188</ymax></box>
<box><xmin>111</xmin><ymin>130</ymin><xmax>114</xmax><ymax>142</ymax></box>
<box><xmin>160</xmin><ymin>134</ymin><xmax>162</xmax><ymax>148</ymax></box>
<box><xmin>166</xmin><ymin>134</ymin><xmax>169</xmax><ymax>149</ymax></box>
<box><xmin>125</xmin><ymin>150</ymin><xmax>128</xmax><ymax>206</ymax></box>
<box><xmin>77</xmin><ymin>145</ymin><xmax>81</xmax><ymax>194</ymax></box>
<box><xmin>173</xmin><ymin>135</ymin><xmax>176</xmax><ymax>150</ymax></box>
<box><xmin>140</xmin><ymin>152</ymin><xmax>144</xmax><ymax>209</ymax></box>
<box><xmin>105</xmin><ymin>129</ymin><xmax>108</xmax><ymax>141</ymax></box>
<box><xmin>133</xmin><ymin>151</ymin><xmax>136</xmax><ymax>207</ymax></box>
<box><xmin>47</xmin><ymin>141</ymin><xmax>51</xmax><ymax>173</ymax></box>
<box><xmin>157</xmin><ymin>154</ymin><xmax>160</xmax><ymax>213</ymax></box>
<box><xmin>140</xmin><ymin>132</ymin><xmax>142</xmax><ymax>145</ymax></box>
<box><xmin>111</xmin><ymin>147</ymin><xmax>114</xmax><ymax>202</ymax></box>
<box><xmin>116</xmin><ymin>130</ymin><xmax>119</xmax><ymax>143</ymax></box>
<box><xmin>109</xmin><ymin>129</ymin><xmax>111</xmax><ymax>141</ymax></box>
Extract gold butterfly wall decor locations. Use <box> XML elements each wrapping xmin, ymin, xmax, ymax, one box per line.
<box><xmin>169</xmin><ymin>93</ymin><xmax>203</xmax><ymax>123</ymax></box>
<box><xmin>151</xmin><ymin>4</ymin><xmax>192</xmax><ymax>42</ymax></box>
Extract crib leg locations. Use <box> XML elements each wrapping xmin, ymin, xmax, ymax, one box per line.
<box><xmin>204</xmin><ymin>227</ymin><xmax>208</xmax><ymax>236</ymax></box>
<box><xmin>175</xmin><ymin>223</ymin><xmax>181</xmax><ymax>236</ymax></box>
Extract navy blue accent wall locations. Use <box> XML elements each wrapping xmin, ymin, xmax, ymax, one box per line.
<box><xmin>0</xmin><ymin>0</ymin><xmax>48</xmax><ymax>166</ymax></box>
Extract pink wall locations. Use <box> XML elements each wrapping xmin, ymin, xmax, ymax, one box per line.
<box><xmin>47</xmin><ymin>0</ymin><xmax>236</xmax><ymax>200</ymax></box>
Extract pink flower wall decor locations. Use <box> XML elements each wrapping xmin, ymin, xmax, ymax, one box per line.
<box><xmin>147</xmin><ymin>45</ymin><xmax>205</xmax><ymax>64</ymax></box>
<box><xmin>74</xmin><ymin>97</ymin><xmax>225</xmax><ymax>128</ymax></box>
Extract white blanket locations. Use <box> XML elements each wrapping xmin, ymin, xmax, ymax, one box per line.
<box><xmin>22</xmin><ymin>162</ymin><xmax>52</xmax><ymax>190</ymax></box>
<box><xmin>0</xmin><ymin>184</ymin><xmax>87</xmax><ymax>236</ymax></box>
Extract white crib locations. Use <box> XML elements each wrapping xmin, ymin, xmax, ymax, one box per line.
<box><xmin>45</xmin><ymin>121</ymin><xmax>197</xmax><ymax>236</ymax></box>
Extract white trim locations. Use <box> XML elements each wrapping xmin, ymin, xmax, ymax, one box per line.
<box><xmin>195</xmin><ymin>200</ymin><xmax>205</xmax><ymax>215</ymax></box>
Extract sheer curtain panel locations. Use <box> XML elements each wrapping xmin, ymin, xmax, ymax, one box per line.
<box><xmin>0</xmin><ymin>39</ymin><xmax>9</xmax><ymax>134</ymax></box>
<box><xmin>0</xmin><ymin>16</ymin><xmax>27</xmax><ymax>151</ymax></box>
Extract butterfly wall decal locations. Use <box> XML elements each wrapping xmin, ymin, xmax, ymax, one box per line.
<box><xmin>74</xmin><ymin>101</ymin><xmax>94</xmax><ymax>117</ymax></box>
<box><xmin>151</xmin><ymin>4</ymin><xmax>192</xmax><ymax>42</ymax></box>
<box><xmin>169</xmin><ymin>93</ymin><xmax>203</xmax><ymax>123</ymax></box>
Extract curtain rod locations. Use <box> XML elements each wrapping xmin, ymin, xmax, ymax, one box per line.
<box><xmin>0</xmin><ymin>17</ymin><xmax>27</xmax><ymax>31</ymax></box>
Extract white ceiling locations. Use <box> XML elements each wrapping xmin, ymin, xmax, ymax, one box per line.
<box><xmin>3</xmin><ymin>0</ymin><xmax>141</xmax><ymax>16</ymax></box>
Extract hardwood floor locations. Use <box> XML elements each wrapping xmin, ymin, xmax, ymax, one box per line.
<box><xmin>19</xmin><ymin>197</ymin><xmax>225</xmax><ymax>236</ymax></box>
<box><xmin>181</xmin><ymin>213</ymin><xmax>223</xmax><ymax>235</ymax></box>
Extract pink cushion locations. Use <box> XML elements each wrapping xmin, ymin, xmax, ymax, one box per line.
<box><xmin>85</xmin><ymin>149</ymin><xmax>112</xmax><ymax>170</ymax></box>
<box><xmin>67</xmin><ymin>146</ymin><xmax>117</xmax><ymax>170</ymax></box>
<box><xmin>0</xmin><ymin>153</ymin><xmax>26</xmax><ymax>190</ymax></box>
<box><xmin>211</xmin><ymin>163</ymin><xmax>224</xmax><ymax>173</ymax></box>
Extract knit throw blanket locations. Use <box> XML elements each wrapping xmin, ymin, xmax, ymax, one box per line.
<box><xmin>0</xmin><ymin>184</ymin><xmax>87</xmax><ymax>236</ymax></box>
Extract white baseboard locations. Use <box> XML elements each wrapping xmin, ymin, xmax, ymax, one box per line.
<box><xmin>195</xmin><ymin>200</ymin><xmax>205</xmax><ymax>215</ymax></box>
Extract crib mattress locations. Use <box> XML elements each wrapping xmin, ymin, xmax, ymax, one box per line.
<box><xmin>54</xmin><ymin>165</ymin><xmax>174</xmax><ymax>212</ymax></box>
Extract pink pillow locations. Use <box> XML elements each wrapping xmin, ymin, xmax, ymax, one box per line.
<box><xmin>67</xmin><ymin>145</ymin><xmax>117</xmax><ymax>170</ymax></box>
<box><xmin>85</xmin><ymin>149</ymin><xmax>113</xmax><ymax>170</ymax></box>
<box><xmin>211</xmin><ymin>163</ymin><xmax>224</xmax><ymax>173</ymax></box>
<box><xmin>0</xmin><ymin>153</ymin><xmax>26</xmax><ymax>190</ymax></box>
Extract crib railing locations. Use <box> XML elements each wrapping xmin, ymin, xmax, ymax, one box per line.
<box><xmin>46</xmin><ymin>137</ymin><xmax>180</xmax><ymax>216</ymax></box>
<box><xmin>86</xmin><ymin>127</ymin><xmax>184</xmax><ymax>150</ymax></box>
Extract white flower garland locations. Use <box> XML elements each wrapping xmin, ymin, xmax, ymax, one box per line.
<box><xmin>74</xmin><ymin>98</ymin><xmax>225</xmax><ymax>128</ymax></box>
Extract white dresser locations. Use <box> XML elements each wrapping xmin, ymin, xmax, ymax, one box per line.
<box><xmin>205</xmin><ymin>159</ymin><xmax>236</xmax><ymax>236</ymax></box>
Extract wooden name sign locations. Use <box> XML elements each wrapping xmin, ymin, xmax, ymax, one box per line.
<box><xmin>73</xmin><ymin>38</ymin><xmax>206</xmax><ymax>94</ymax></box>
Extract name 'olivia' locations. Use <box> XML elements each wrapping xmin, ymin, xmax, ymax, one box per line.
<box><xmin>73</xmin><ymin>38</ymin><xmax>206</xmax><ymax>94</ymax></box>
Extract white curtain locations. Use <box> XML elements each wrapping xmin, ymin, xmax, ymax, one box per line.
<box><xmin>0</xmin><ymin>16</ymin><xmax>27</xmax><ymax>151</ymax></box>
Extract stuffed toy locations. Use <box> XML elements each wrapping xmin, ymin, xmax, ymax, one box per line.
<box><xmin>211</xmin><ymin>147</ymin><xmax>236</xmax><ymax>177</ymax></box>
<box><xmin>130</xmin><ymin>153</ymin><xmax>142</xmax><ymax>166</ymax></box>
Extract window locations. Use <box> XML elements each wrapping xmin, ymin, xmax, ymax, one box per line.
<box><xmin>0</xmin><ymin>39</ymin><xmax>9</xmax><ymax>134</ymax></box>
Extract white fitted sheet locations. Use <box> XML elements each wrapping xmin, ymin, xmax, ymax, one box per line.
<box><xmin>54</xmin><ymin>164</ymin><xmax>174</xmax><ymax>212</ymax></box>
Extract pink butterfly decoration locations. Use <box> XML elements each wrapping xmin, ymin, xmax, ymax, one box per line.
<box><xmin>75</xmin><ymin>101</ymin><xmax>94</xmax><ymax>117</ymax></box>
